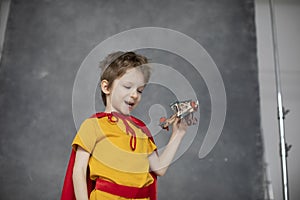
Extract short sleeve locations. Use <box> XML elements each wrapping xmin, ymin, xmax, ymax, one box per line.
<box><xmin>148</xmin><ymin>138</ymin><xmax>157</xmax><ymax>155</ymax></box>
<box><xmin>72</xmin><ymin>118</ymin><xmax>100</xmax><ymax>154</ymax></box>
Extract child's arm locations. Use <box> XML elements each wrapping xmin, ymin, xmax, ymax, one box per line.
<box><xmin>148</xmin><ymin>117</ymin><xmax>188</xmax><ymax>176</ymax></box>
<box><xmin>73</xmin><ymin>146</ymin><xmax>90</xmax><ymax>200</ymax></box>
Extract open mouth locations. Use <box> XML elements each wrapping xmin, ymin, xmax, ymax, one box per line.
<box><xmin>125</xmin><ymin>101</ymin><xmax>135</xmax><ymax>108</ymax></box>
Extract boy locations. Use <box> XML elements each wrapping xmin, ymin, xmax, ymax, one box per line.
<box><xmin>71</xmin><ymin>52</ymin><xmax>188</xmax><ymax>200</ymax></box>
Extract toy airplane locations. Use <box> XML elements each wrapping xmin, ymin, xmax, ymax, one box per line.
<box><xmin>159</xmin><ymin>100</ymin><xmax>199</xmax><ymax>130</ymax></box>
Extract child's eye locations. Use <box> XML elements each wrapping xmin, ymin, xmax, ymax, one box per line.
<box><xmin>124</xmin><ymin>85</ymin><xmax>131</xmax><ymax>89</ymax></box>
<box><xmin>137</xmin><ymin>90</ymin><xmax>143</xmax><ymax>94</ymax></box>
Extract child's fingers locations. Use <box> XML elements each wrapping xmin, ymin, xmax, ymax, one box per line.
<box><xmin>179</xmin><ymin>118</ymin><xmax>188</xmax><ymax>129</ymax></box>
<box><xmin>172</xmin><ymin>117</ymin><xmax>179</xmax><ymax>128</ymax></box>
<box><xmin>174</xmin><ymin>117</ymin><xmax>188</xmax><ymax>130</ymax></box>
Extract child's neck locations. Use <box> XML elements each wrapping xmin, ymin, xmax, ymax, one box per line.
<box><xmin>104</xmin><ymin>108</ymin><xmax>130</xmax><ymax>116</ymax></box>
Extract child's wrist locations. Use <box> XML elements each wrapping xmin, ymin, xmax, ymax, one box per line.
<box><xmin>172</xmin><ymin>131</ymin><xmax>185</xmax><ymax>140</ymax></box>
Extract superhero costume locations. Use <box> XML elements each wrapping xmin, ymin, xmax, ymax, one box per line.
<box><xmin>61</xmin><ymin>112</ymin><xmax>157</xmax><ymax>200</ymax></box>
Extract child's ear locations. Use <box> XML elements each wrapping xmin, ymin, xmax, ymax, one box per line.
<box><xmin>101</xmin><ymin>80</ymin><xmax>110</xmax><ymax>94</ymax></box>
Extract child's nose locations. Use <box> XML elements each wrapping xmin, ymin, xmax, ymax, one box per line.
<box><xmin>130</xmin><ymin>90</ymin><xmax>138</xmax><ymax>99</ymax></box>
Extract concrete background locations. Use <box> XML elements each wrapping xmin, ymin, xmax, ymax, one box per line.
<box><xmin>0</xmin><ymin>0</ymin><xmax>263</xmax><ymax>199</ymax></box>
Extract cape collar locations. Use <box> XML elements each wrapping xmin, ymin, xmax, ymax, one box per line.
<box><xmin>91</xmin><ymin>112</ymin><xmax>137</xmax><ymax>151</ymax></box>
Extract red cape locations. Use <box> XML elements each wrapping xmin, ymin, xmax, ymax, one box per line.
<box><xmin>60</xmin><ymin>113</ymin><xmax>157</xmax><ymax>200</ymax></box>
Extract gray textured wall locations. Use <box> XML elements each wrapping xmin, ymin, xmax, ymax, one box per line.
<box><xmin>0</xmin><ymin>0</ymin><xmax>263</xmax><ymax>199</ymax></box>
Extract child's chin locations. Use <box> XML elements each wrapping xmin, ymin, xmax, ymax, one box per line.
<box><xmin>120</xmin><ymin>109</ymin><xmax>131</xmax><ymax>116</ymax></box>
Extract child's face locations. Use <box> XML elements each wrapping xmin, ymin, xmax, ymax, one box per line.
<box><xmin>105</xmin><ymin>68</ymin><xmax>146</xmax><ymax>115</ymax></box>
